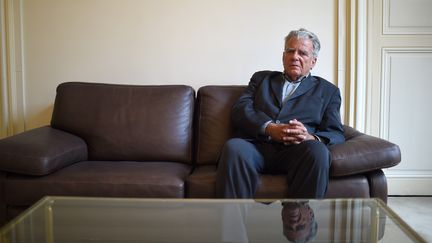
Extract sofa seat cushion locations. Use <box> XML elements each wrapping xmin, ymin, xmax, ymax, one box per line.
<box><xmin>187</xmin><ymin>165</ymin><xmax>287</xmax><ymax>198</ymax></box>
<box><xmin>186</xmin><ymin>165</ymin><xmax>288</xmax><ymax>198</ymax></box>
<box><xmin>187</xmin><ymin>165</ymin><xmax>371</xmax><ymax>199</ymax></box>
<box><xmin>5</xmin><ymin>161</ymin><xmax>192</xmax><ymax>206</ymax></box>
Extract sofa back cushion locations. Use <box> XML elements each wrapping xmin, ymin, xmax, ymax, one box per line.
<box><xmin>195</xmin><ymin>85</ymin><xmax>245</xmax><ymax>165</ymax></box>
<box><xmin>51</xmin><ymin>82</ymin><xmax>194</xmax><ymax>163</ymax></box>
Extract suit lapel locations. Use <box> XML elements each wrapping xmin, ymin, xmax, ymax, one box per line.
<box><xmin>287</xmin><ymin>75</ymin><xmax>318</xmax><ymax>101</ymax></box>
<box><xmin>269</xmin><ymin>73</ymin><xmax>285</xmax><ymax>107</ymax></box>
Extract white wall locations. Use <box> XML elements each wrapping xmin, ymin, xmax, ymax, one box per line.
<box><xmin>21</xmin><ymin>0</ymin><xmax>336</xmax><ymax>129</ymax></box>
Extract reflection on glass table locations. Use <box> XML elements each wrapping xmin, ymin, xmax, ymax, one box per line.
<box><xmin>0</xmin><ymin>197</ymin><xmax>426</xmax><ymax>242</ymax></box>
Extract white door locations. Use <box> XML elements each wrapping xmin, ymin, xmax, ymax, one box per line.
<box><xmin>367</xmin><ymin>0</ymin><xmax>432</xmax><ymax>195</ymax></box>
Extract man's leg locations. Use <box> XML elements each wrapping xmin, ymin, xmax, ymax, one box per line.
<box><xmin>215</xmin><ymin>138</ymin><xmax>265</xmax><ymax>198</ymax></box>
<box><xmin>269</xmin><ymin>140</ymin><xmax>331</xmax><ymax>198</ymax></box>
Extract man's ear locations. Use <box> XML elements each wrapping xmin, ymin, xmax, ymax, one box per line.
<box><xmin>311</xmin><ymin>57</ymin><xmax>317</xmax><ymax>68</ymax></box>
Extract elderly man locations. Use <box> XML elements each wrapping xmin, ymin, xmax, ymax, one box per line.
<box><xmin>216</xmin><ymin>28</ymin><xmax>344</xmax><ymax>198</ymax></box>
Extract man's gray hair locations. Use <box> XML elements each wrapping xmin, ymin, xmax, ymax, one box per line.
<box><xmin>285</xmin><ymin>28</ymin><xmax>321</xmax><ymax>58</ymax></box>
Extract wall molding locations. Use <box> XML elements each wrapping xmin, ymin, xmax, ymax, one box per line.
<box><xmin>383</xmin><ymin>0</ymin><xmax>432</xmax><ymax>35</ymax></box>
<box><xmin>387</xmin><ymin>174</ymin><xmax>432</xmax><ymax>195</ymax></box>
<box><xmin>0</xmin><ymin>0</ymin><xmax>8</xmax><ymax>138</ymax></box>
<box><xmin>380</xmin><ymin>48</ymin><xmax>432</xmax><ymax>195</ymax></box>
<box><xmin>337</xmin><ymin>0</ymin><xmax>368</xmax><ymax>132</ymax></box>
<box><xmin>380</xmin><ymin>48</ymin><xmax>432</xmax><ymax>139</ymax></box>
<box><xmin>0</xmin><ymin>0</ymin><xmax>25</xmax><ymax>138</ymax></box>
<box><xmin>387</xmin><ymin>177</ymin><xmax>432</xmax><ymax>195</ymax></box>
<box><xmin>385</xmin><ymin>169</ymin><xmax>432</xmax><ymax>178</ymax></box>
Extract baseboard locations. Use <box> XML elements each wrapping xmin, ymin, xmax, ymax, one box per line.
<box><xmin>387</xmin><ymin>177</ymin><xmax>432</xmax><ymax>196</ymax></box>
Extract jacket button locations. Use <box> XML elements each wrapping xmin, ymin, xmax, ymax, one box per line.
<box><xmin>275</xmin><ymin>120</ymin><xmax>280</xmax><ymax>124</ymax></box>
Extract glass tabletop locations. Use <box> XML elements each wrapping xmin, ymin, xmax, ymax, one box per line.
<box><xmin>0</xmin><ymin>196</ymin><xmax>425</xmax><ymax>243</ymax></box>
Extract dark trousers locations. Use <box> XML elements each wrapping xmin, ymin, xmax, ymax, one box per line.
<box><xmin>215</xmin><ymin>138</ymin><xmax>331</xmax><ymax>199</ymax></box>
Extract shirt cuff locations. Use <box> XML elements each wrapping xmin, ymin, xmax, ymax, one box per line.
<box><xmin>261</xmin><ymin>120</ymin><xmax>273</xmax><ymax>135</ymax></box>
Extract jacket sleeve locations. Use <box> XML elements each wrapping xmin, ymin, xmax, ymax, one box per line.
<box><xmin>315</xmin><ymin>88</ymin><xmax>345</xmax><ymax>146</ymax></box>
<box><xmin>231</xmin><ymin>72</ymin><xmax>273</xmax><ymax>138</ymax></box>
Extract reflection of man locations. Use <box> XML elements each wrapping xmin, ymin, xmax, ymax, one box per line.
<box><xmin>282</xmin><ymin>201</ymin><xmax>317</xmax><ymax>243</ymax></box>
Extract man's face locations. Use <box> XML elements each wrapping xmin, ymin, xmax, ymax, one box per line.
<box><xmin>283</xmin><ymin>37</ymin><xmax>317</xmax><ymax>81</ymax></box>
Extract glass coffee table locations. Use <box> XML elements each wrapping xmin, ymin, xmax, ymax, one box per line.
<box><xmin>0</xmin><ymin>196</ymin><xmax>425</xmax><ymax>242</ymax></box>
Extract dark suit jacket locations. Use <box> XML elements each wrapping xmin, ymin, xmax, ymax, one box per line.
<box><xmin>232</xmin><ymin>71</ymin><xmax>345</xmax><ymax>146</ymax></box>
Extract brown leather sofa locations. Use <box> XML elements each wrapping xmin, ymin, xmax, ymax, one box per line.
<box><xmin>0</xmin><ymin>82</ymin><xmax>401</xmax><ymax>225</ymax></box>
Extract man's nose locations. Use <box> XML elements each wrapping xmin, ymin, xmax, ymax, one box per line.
<box><xmin>292</xmin><ymin>51</ymin><xmax>300</xmax><ymax>60</ymax></box>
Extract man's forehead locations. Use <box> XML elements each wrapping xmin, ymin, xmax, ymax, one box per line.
<box><xmin>286</xmin><ymin>38</ymin><xmax>312</xmax><ymax>46</ymax></box>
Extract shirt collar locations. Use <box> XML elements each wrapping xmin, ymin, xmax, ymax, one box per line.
<box><xmin>284</xmin><ymin>73</ymin><xmax>310</xmax><ymax>83</ymax></box>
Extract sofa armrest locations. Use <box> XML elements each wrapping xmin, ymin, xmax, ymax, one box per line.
<box><xmin>0</xmin><ymin>126</ymin><xmax>87</xmax><ymax>176</ymax></box>
<box><xmin>329</xmin><ymin>126</ymin><xmax>401</xmax><ymax>177</ymax></box>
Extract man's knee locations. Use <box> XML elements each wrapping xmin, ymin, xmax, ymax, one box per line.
<box><xmin>222</xmin><ymin>138</ymin><xmax>245</xmax><ymax>154</ymax></box>
<box><xmin>304</xmin><ymin>140</ymin><xmax>329</xmax><ymax>156</ymax></box>
<box><xmin>220</xmin><ymin>138</ymin><xmax>254</xmax><ymax>160</ymax></box>
<box><xmin>303</xmin><ymin>140</ymin><xmax>331</xmax><ymax>169</ymax></box>
<box><xmin>218</xmin><ymin>138</ymin><xmax>263</xmax><ymax>171</ymax></box>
